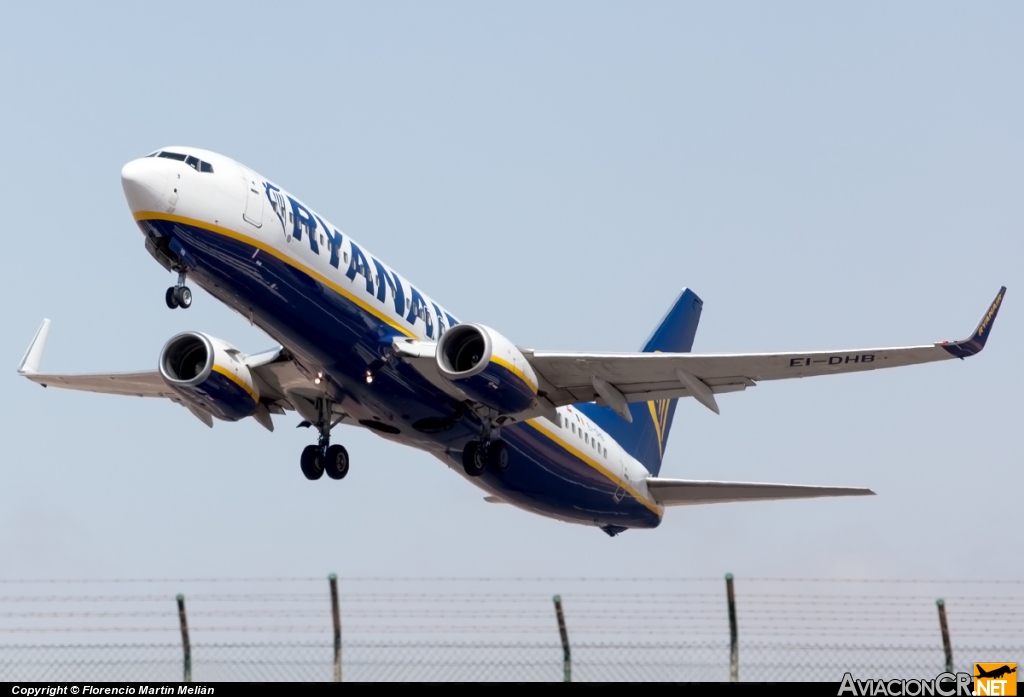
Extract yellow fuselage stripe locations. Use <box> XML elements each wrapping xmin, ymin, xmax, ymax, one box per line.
<box><xmin>526</xmin><ymin>420</ymin><xmax>663</xmax><ymax>517</ymax></box>
<box><xmin>134</xmin><ymin>211</ymin><xmax>416</xmax><ymax>339</ymax></box>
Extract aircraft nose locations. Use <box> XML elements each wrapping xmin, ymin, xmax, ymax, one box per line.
<box><xmin>120</xmin><ymin>158</ymin><xmax>168</xmax><ymax>213</ymax></box>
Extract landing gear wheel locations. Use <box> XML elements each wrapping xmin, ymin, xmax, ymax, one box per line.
<box><xmin>462</xmin><ymin>440</ymin><xmax>485</xmax><ymax>477</ymax></box>
<box><xmin>300</xmin><ymin>444</ymin><xmax>324</xmax><ymax>480</ymax></box>
<box><xmin>324</xmin><ymin>444</ymin><xmax>349</xmax><ymax>480</ymax></box>
<box><xmin>174</xmin><ymin>286</ymin><xmax>192</xmax><ymax>309</ymax></box>
<box><xmin>165</xmin><ymin>287</ymin><xmax>179</xmax><ymax>309</ymax></box>
<box><xmin>486</xmin><ymin>440</ymin><xmax>510</xmax><ymax>474</ymax></box>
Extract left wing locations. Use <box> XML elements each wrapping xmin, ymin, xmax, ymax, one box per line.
<box><xmin>522</xmin><ymin>287</ymin><xmax>1005</xmax><ymax>416</ymax></box>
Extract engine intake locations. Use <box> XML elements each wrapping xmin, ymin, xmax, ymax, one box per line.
<box><xmin>158</xmin><ymin>331</ymin><xmax>259</xmax><ymax>421</ymax></box>
<box><xmin>436</xmin><ymin>324</ymin><xmax>538</xmax><ymax>415</ymax></box>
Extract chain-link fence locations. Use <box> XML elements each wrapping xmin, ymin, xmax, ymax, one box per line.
<box><xmin>3</xmin><ymin>641</ymin><xmax>1022</xmax><ymax>682</ymax></box>
<box><xmin>2</xmin><ymin>576</ymin><xmax>1021</xmax><ymax>682</ymax></box>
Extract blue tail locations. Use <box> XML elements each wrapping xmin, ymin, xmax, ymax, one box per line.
<box><xmin>576</xmin><ymin>289</ymin><xmax>702</xmax><ymax>476</ymax></box>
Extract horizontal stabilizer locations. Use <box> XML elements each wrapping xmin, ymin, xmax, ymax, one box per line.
<box><xmin>647</xmin><ymin>477</ymin><xmax>874</xmax><ymax>506</ymax></box>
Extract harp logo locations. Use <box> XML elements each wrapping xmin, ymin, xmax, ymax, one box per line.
<box><xmin>647</xmin><ymin>398</ymin><xmax>671</xmax><ymax>458</ymax></box>
<box><xmin>974</xmin><ymin>663</ymin><xmax>1017</xmax><ymax>696</ymax></box>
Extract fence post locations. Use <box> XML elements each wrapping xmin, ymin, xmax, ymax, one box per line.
<box><xmin>726</xmin><ymin>573</ymin><xmax>738</xmax><ymax>682</ymax></box>
<box><xmin>176</xmin><ymin>594</ymin><xmax>191</xmax><ymax>683</ymax></box>
<box><xmin>937</xmin><ymin>599</ymin><xmax>953</xmax><ymax>673</ymax></box>
<box><xmin>553</xmin><ymin>594</ymin><xmax>571</xmax><ymax>682</ymax></box>
<box><xmin>330</xmin><ymin>573</ymin><xmax>342</xmax><ymax>682</ymax></box>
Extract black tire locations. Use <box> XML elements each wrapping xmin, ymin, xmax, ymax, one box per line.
<box><xmin>165</xmin><ymin>287</ymin><xmax>179</xmax><ymax>309</ymax></box>
<box><xmin>486</xmin><ymin>440</ymin><xmax>510</xmax><ymax>474</ymax></box>
<box><xmin>300</xmin><ymin>444</ymin><xmax>324</xmax><ymax>480</ymax></box>
<box><xmin>175</xmin><ymin>286</ymin><xmax>193</xmax><ymax>309</ymax></box>
<box><xmin>462</xmin><ymin>440</ymin><xmax>485</xmax><ymax>477</ymax></box>
<box><xmin>324</xmin><ymin>444</ymin><xmax>349</xmax><ymax>480</ymax></box>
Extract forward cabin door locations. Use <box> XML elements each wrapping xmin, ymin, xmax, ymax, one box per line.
<box><xmin>238</xmin><ymin>165</ymin><xmax>264</xmax><ymax>228</ymax></box>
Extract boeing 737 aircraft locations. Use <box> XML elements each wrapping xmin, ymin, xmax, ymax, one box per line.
<box><xmin>17</xmin><ymin>147</ymin><xmax>1005</xmax><ymax>535</ymax></box>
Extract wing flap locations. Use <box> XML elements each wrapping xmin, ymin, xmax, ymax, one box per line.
<box><xmin>647</xmin><ymin>477</ymin><xmax>874</xmax><ymax>506</ymax></box>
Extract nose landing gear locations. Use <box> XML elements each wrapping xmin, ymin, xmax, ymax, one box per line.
<box><xmin>165</xmin><ymin>271</ymin><xmax>192</xmax><ymax>310</ymax></box>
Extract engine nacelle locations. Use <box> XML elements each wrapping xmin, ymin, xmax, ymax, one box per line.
<box><xmin>435</xmin><ymin>324</ymin><xmax>539</xmax><ymax>415</ymax></box>
<box><xmin>158</xmin><ymin>331</ymin><xmax>259</xmax><ymax>421</ymax></box>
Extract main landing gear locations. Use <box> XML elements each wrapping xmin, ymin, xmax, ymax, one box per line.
<box><xmin>165</xmin><ymin>271</ymin><xmax>192</xmax><ymax>310</ymax></box>
<box><xmin>300</xmin><ymin>399</ymin><xmax>349</xmax><ymax>481</ymax></box>
<box><xmin>462</xmin><ymin>439</ymin><xmax>510</xmax><ymax>478</ymax></box>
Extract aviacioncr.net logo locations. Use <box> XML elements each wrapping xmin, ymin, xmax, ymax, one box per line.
<box><xmin>839</xmin><ymin>672</ymin><xmax>973</xmax><ymax>696</ymax></box>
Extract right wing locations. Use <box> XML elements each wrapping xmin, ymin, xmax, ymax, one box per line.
<box><xmin>17</xmin><ymin>319</ymin><xmax>313</xmax><ymax>429</ymax></box>
<box><xmin>18</xmin><ymin>320</ymin><xmax>180</xmax><ymax>398</ymax></box>
<box><xmin>647</xmin><ymin>477</ymin><xmax>874</xmax><ymax>506</ymax></box>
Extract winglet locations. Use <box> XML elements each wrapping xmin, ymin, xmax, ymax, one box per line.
<box><xmin>940</xmin><ymin>286</ymin><xmax>1006</xmax><ymax>359</ymax></box>
<box><xmin>18</xmin><ymin>319</ymin><xmax>51</xmax><ymax>375</ymax></box>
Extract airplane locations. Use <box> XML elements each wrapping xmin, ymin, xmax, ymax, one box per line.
<box><xmin>16</xmin><ymin>146</ymin><xmax>1005</xmax><ymax>536</ymax></box>
<box><xmin>975</xmin><ymin>665</ymin><xmax>1016</xmax><ymax>680</ymax></box>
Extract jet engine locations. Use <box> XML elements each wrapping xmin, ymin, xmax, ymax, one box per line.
<box><xmin>435</xmin><ymin>324</ymin><xmax>539</xmax><ymax>415</ymax></box>
<box><xmin>158</xmin><ymin>331</ymin><xmax>259</xmax><ymax>421</ymax></box>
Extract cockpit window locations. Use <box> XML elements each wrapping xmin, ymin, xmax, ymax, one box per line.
<box><xmin>155</xmin><ymin>151</ymin><xmax>214</xmax><ymax>173</ymax></box>
<box><xmin>145</xmin><ymin>151</ymin><xmax>158</xmax><ymax>158</ymax></box>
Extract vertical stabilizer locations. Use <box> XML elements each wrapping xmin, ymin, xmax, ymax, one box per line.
<box><xmin>576</xmin><ymin>290</ymin><xmax>702</xmax><ymax>475</ymax></box>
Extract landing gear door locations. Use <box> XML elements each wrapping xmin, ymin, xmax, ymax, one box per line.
<box><xmin>239</xmin><ymin>165</ymin><xmax>264</xmax><ymax>228</ymax></box>
<box><xmin>613</xmin><ymin>457</ymin><xmax>627</xmax><ymax>504</ymax></box>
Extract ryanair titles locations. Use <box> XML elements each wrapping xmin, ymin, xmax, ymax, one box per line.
<box><xmin>265</xmin><ymin>182</ymin><xmax>458</xmax><ymax>339</ymax></box>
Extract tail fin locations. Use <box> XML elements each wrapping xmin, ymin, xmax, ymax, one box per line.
<box><xmin>576</xmin><ymin>289</ymin><xmax>702</xmax><ymax>476</ymax></box>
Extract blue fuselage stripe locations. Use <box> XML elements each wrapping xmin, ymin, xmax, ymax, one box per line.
<box><xmin>142</xmin><ymin>217</ymin><xmax>661</xmax><ymax>529</ymax></box>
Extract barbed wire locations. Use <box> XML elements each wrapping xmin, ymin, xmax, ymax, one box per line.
<box><xmin>2</xmin><ymin>576</ymin><xmax>1022</xmax><ymax>584</ymax></box>
<box><xmin>2</xmin><ymin>591</ymin><xmax>1020</xmax><ymax>600</ymax></box>
<box><xmin>2</xmin><ymin>626</ymin><xmax>1019</xmax><ymax>638</ymax></box>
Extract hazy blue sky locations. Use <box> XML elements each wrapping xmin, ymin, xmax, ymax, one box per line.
<box><xmin>1</xmin><ymin>2</ymin><xmax>1020</xmax><ymax>582</ymax></box>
